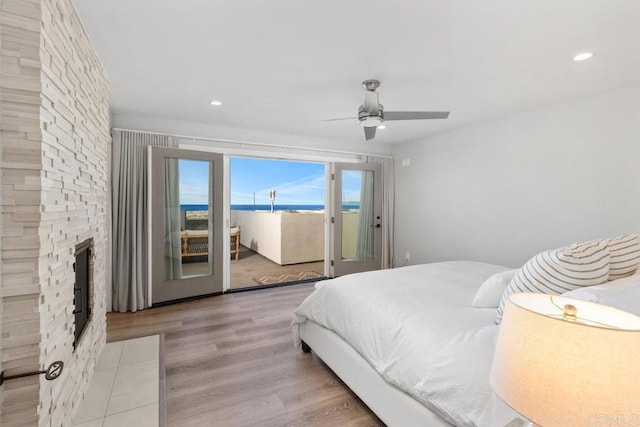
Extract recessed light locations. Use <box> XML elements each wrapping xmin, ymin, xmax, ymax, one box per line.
<box><xmin>210</xmin><ymin>100</ymin><xmax>222</xmax><ymax>106</ymax></box>
<box><xmin>377</xmin><ymin>124</ymin><xmax>386</xmax><ymax>129</ymax></box>
<box><xmin>573</xmin><ymin>52</ymin><xmax>593</xmax><ymax>61</ymax></box>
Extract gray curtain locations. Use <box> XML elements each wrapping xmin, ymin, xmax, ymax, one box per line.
<box><xmin>111</xmin><ymin>130</ymin><xmax>178</xmax><ymax>312</ymax></box>
<box><xmin>355</xmin><ymin>170</ymin><xmax>374</xmax><ymax>260</ymax></box>
<box><xmin>362</xmin><ymin>155</ymin><xmax>395</xmax><ymax>268</ymax></box>
<box><xmin>164</xmin><ymin>158</ymin><xmax>182</xmax><ymax>280</ymax></box>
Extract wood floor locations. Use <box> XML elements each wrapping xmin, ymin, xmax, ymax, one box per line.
<box><xmin>107</xmin><ymin>284</ymin><xmax>384</xmax><ymax>427</ymax></box>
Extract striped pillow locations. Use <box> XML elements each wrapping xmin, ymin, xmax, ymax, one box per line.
<box><xmin>496</xmin><ymin>240</ymin><xmax>610</xmax><ymax>324</ymax></box>
<box><xmin>608</xmin><ymin>234</ymin><xmax>640</xmax><ymax>280</ymax></box>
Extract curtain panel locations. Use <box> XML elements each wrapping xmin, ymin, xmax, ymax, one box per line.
<box><xmin>164</xmin><ymin>158</ymin><xmax>182</xmax><ymax>280</ymax></box>
<box><xmin>111</xmin><ymin>130</ymin><xmax>178</xmax><ymax>312</ymax></box>
<box><xmin>362</xmin><ymin>155</ymin><xmax>395</xmax><ymax>269</ymax></box>
<box><xmin>355</xmin><ymin>170</ymin><xmax>375</xmax><ymax>261</ymax></box>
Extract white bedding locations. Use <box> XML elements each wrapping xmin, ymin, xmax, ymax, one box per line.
<box><xmin>292</xmin><ymin>261</ymin><xmax>518</xmax><ymax>427</ymax></box>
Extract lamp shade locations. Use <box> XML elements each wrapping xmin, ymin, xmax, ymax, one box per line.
<box><xmin>490</xmin><ymin>293</ymin><xmax>640</xmax><ymax>427</ymax></box>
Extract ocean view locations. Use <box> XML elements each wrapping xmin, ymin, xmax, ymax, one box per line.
<box><xmin>181</xmin><ymin>204</ymin><xmax>359</xmax><ymax>211</ymax></box>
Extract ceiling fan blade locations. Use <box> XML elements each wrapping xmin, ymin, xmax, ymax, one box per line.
<box><xmin>362</xmin><ymin>90</ymin><xmax>379</xmax><ymax>113</ymax></box>
<box><xmin>322</xmin><ymin>117</ymin><xmax>357</xmax><ymax>122</ymax></box>
<box><xmin>364</xmin><ymin>126</ymin><xmax>376</xmax><ymax>140</ymax></box>
<box><xmin>384</xmin><ymin>111</ymin><xmax>450</xmax><ymax>121</ymax></box>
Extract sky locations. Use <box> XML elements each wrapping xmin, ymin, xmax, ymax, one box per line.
<box><xmin>230</xmin><ymin>158</ymin><xmax>326</xmax><ymax>205</ymax></box>
<box><xmin>178</xmin><ymin>158</ymin><xmax>363</xmax><ymax>206</ymax></box>
<box><xmin>178</xmin><ymin>159</ymin><xmax>210</xmax><ymax>204</ymax></box>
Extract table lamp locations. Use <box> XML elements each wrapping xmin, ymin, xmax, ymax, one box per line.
<box><xmin>490</xmin><ymin>292</ymin><xmax>640</xmax><ymax>427</ymax></box>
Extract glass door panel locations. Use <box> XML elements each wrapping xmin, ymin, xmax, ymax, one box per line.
<box><xmin>341</xmin><ymin>169</ymin><xmax>375</xmax><ymax>261</ymax></box>
<box><xmin>332</xmin><ymin>163</ymin><xmax>382</xmax><ymax>276</ymax></box>
<box><xmin>165</xmin><ymin>158</ymin><xmax>213</xmax><ymax>280</ymax></box>
<box><xmin>151</xmin><ymin>147</ymin><xmax>223</xmax><ymax>304</ymax></box>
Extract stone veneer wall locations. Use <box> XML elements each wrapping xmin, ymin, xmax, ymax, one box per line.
<box><xmin>1</xmin><ymin>1</ymin><xmax>46</xmax><ymax>423</ymax></box>
<box><xmin>0</xmin><ymin>0</ymin><xmax>110</xmax><ymax>425</ymax></box>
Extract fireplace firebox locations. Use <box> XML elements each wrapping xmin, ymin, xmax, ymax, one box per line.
<box><xmin>73</xmin><ymin>239</ymin><xmax>93</xmax><ymax>349</ymax></box>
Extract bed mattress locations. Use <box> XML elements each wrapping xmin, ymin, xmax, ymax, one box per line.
<box><xmin>292</xmin><ymin>261</ymin><xmax>519</xmax><ymax>427</ymax></box>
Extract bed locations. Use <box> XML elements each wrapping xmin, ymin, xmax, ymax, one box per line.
<box><xmin>292</xmin><ymin>261</ymin><xmax>519</xmax><ymax>427</ymax></box>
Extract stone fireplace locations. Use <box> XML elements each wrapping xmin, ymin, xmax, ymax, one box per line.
<box><xmin>0</xmin><ymin>0</ymin><xmax>110</xmax><ymax>424</ymax></box>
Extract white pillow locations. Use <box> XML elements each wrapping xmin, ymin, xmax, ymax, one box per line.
<box><xmin>563</xmin><ymin>274</ymin><xmax>640</xmax><ymax>316</ymax></box>
<box><xmin>472</xmin><ymin>270</ymin><xmax>517</xmax><ymax>308</ymax></box>
<box><xmin>496</xmin><ymin>240</ymin><xmax>610</xmax><ymax>323</ymax></box>
<box><xmin>607</xmin><ymin>234</ymin><xmax>640</xmax><ymax>280</ymax></box>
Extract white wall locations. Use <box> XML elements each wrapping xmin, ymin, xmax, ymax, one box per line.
<box><xmin>393</xmin><ymin>84</ymin><xmax>640</xmax><ymax>268</ymax></box>
<box><xmin>236</xmin><ymin>211</ymin><xmax>283</xmax><ymax>263</ymax></box>
<box><xmin>281</xmin><ymin>213</ymin><xmax>325</xmax><ymax>264</ymax></box>
<box><xmin>234</xmin><ymin>211</ymin><xmax>325</xmax><ymax>265</ymax></box>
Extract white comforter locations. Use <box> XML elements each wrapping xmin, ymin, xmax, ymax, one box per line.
<box><xmin>292</xmin><ymin>261</ymin><xmax>518</xmax><ymax>427</ymax></box>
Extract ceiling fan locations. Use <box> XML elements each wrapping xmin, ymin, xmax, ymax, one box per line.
<box><xmin>325</xmin><ymin>79</ymin><xmax>450</xmax><ymax>141</ymax></box>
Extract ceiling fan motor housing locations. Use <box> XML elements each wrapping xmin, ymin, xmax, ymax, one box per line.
<box><xmin>358</xmin><ymin>105</ymin><xmax>384</xmax><ymax>127</ymax></box>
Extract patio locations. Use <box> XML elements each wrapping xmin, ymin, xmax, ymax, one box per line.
<box><xmin>181</xmin><ymin>245</ymin><xmax>325</xmax><ymax>290</ymax></box>
<box><xmin>179</xmin><ymin>209</ymin><xmax>332</xmax><ymax>290</ymax></box>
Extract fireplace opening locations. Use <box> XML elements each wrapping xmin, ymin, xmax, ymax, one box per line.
<box><xmin>74</xmin><ymin>238</ymin><xmax>93</xmax><ymax>349</ymax></box>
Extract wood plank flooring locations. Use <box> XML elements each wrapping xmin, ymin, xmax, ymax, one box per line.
<box><xmin>107</xmin><ymin>284</ymin><xmax>384</xmax><ymax>426</ymax></box>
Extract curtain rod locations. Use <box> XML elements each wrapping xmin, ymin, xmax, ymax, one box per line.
<box><xmin>111</xmin><ymin>127</ymin><xmax>393</xmax><ymax>159</ymax></box>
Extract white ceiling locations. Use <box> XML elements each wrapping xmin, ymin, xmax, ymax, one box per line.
<box><xmin>74</xmin><ymin>0</ymin><xmax>640</xmax><ymax>145</ymax></box>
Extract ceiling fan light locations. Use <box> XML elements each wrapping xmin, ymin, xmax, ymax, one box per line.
<box><xmin>358</xmin><ymin>116</ymin><xmax>383</xmax><ymax>127</ymax></box>
<box><xmin>573</xmin><ymin>52</ymin><xmax>593</xmax><ymax>61</ymax></box>
<box><xmin>210</xmin><ymin>100</ymin><xmax>222</xmax><ymax>106</ymax></box>
<box><xmin>377</xmin><ymin>125</ymin><xmax>386</xmax><ymax>129</ymax></box>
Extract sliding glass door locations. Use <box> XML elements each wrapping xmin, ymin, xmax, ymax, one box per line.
<box><xmin>331</xmin><ymin>162</ymin><xmax>382</xmax><ymax>276</ymax></box>
<box><xmin>150</xmin><ymin>147</ymin><xmax>223</xmax><ymax>304</ymax></box>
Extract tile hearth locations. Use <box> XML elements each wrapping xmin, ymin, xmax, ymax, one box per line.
<box><xmin>73</xmin><ymin>335</ymin><xmax>162</xmax><ymax>426</ymax></box>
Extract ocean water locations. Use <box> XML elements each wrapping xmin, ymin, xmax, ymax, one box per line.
<box><xmin>181</xmin><ymin>204</ymin><xmax>359</xmax><ymax>211</ymax></box>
